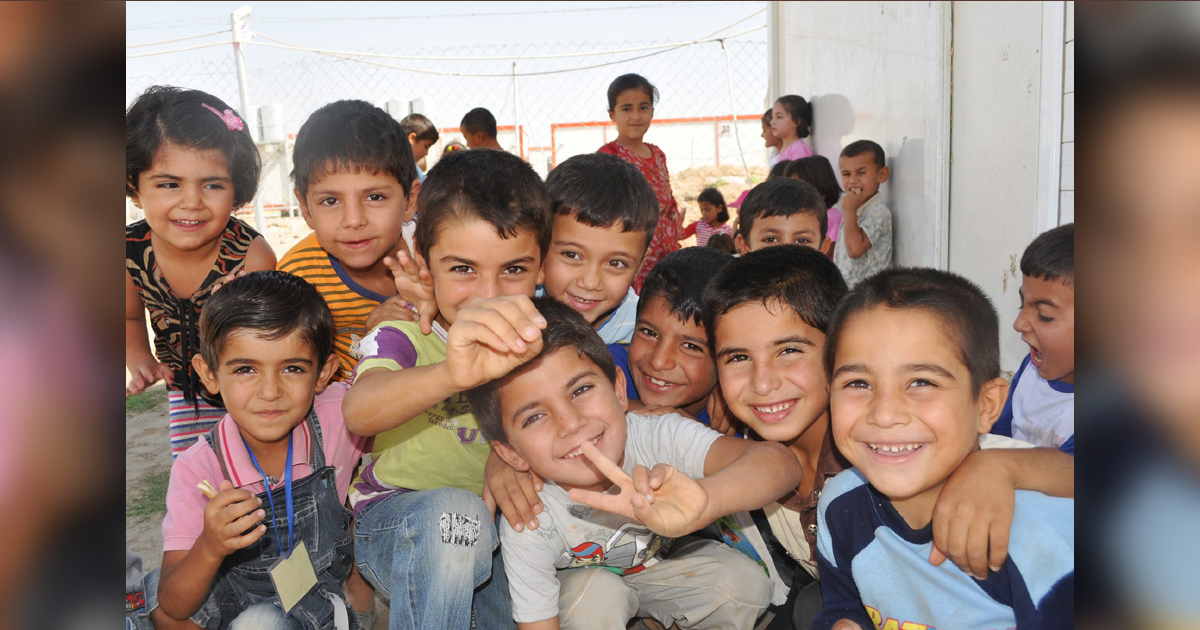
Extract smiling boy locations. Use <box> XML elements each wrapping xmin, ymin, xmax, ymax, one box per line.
<box><xmin>466</xmin><ymin>297</ymin><xmax>800</xmax><ymax>630</ymax></box>
<box><xmin>992</xmin><ymin>223</ymin><xmax>1075</xmax><ymax>453</ymax></box>
<box><xmin>815</xmin><ymin>268</ymin><xmax>1073</xmax><ymax>630</ymax></box>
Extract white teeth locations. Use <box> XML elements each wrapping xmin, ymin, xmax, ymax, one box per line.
<box><xmin>648</xmin><ymin>376</ymin><xmax>671</xmax><ymax>387</ymax></box>
<box><xmin>175</xmin><ymin>220</ymin><xmax>204</xmax><ymax>225</ymax></box>
<box><xmin>562</xmin><ymin>435</ymin><xmax>602</xmax><ymax>459</ymax></box>
<box><xmin>753</xmin><ymin>402</ymin><xmax>792</xmax><ymax>414</ymax></box>
<box><xmin>867</xmin><ymin>443</ymin><xmax>923</xmax><ymax>454</ymax></box>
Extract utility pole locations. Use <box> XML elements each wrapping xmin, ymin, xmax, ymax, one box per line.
<box><xmin>231</xmin><ymin>5</ymin><xmax>265</xmax><ymax>232</ymax></box>
<box><xmin>512</xmin><ymin>62</ymin><xmax>522</xmax><ymax>159</ymax></box>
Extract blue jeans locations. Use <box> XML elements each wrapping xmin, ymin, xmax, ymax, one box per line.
<box><xmin>354</xmin><ymin>487</ymin><xmax>515</xmax><ymax>630</ymax></box>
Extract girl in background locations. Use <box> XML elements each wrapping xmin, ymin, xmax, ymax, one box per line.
<box><xmin>772</xmin><ymin>94</ymin><xmax>815</xmax><ymax>162</ymax></box>
<box><xmin>786</xmin><ymin>156</ymin><xmax>844</xmax><ymax>258</ymax></box>
<box><xmin>681</xmin><ymin>187</ymin><xmax>734</xmax><ymax>247</ymax></box>
<box><xmin>762</xmin><ymin>108</ymin><xmax>783</xmax><ymax>168</ymax></box>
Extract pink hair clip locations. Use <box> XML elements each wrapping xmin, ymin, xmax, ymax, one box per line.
<box><xmin>202</xmin><ymin>103</ymin><xmax>244</xmax><ymax>132</ymax></box>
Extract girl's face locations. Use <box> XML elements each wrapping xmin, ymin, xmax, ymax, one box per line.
<box><xmin>132</xmin><ymin>142</ymin><xmax>235</xmax><ymax>254</ymax></box>
<box><xmin>771</xmin><ymin>102</ymin><xmax>799</xmax><ymax>141</ymax></box>
<box><xmin>699</xmin><ymin>201</ymin><xmax>721</xmax><ymax>224</ymax></box>
<box><xmin>761</xmin><ymin>120</ymin><xmax>781</xmax><ymax>148</ymax></box>
<box><xmin>608</xmin><ymin>88</ymin><xmax>655</xmax><ymax>142</ymax></box>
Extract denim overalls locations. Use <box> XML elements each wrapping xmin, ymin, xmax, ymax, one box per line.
<box><xmin>191</xmin><ymin>409</ymin><xmax>358</xmax><ymax>630</ymax></box>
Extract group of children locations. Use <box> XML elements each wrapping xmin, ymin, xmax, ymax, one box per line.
<box><xmin>126</xmin><ymin>72</ymin><xmax>1074</xmax><ymax>630</ymax></box>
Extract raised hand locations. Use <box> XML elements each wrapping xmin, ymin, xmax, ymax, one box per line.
<box><xmin>195</xmin><ymin>480</ymin><xmax>267</xmax><ymax>560</ymax></box>
<box><xmin>383</xmin><ymin>248</ymin><xmax>438</xmax><ymax>335</ymax></box>
<box><xmin>444</xmin><ymin>296</ymin><xmax>546</xmax><ymax>391</ymax></box>
<box><xmin>483</xmin><ymin>449</ymin><xmax>544</xmax><ymax>532</ymax></box>
<box><xmin>566</xmin><ymin>440</ymin><xmax>710</xmax><ymax>538</ymax></box>
<box><xmin>127</xmin><ymin>358</ymin><xmax>174</xmax><ymax>396</ymax></box>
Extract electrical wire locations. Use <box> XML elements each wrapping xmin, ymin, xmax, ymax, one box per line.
<box><xmin>126</xmin><ymin>29</ymin><xmax>227</xmax><ymax>49</ymax></box>
<box><xmin>125</xmin><ymin>42</ymin><xmax>228</xmax><ymax>60</ymax></box>
<box><xmin>720</xmin><ymin>38</ymin><xmax>752</xmax><ymax>181</ymax></box>
<box><xmin>253</xmin><ymin>2</ymin><xmax>752</xmax><ymax>23</ymax></box>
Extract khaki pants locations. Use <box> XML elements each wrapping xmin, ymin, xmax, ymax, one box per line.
<box><xmin>557</xmin><ymin>538</ymin><xmax>773</xmax><ymax>630</ymax></box>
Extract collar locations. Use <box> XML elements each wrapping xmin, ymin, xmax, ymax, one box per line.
<box><xmin>859</xmin><ymin>191</ymin><xmax>884</xmax><ymax>212</ymax></box>
<box><xmin>215</xmin><ymin>413</ymin><xmax>313</xmax><ymax>489</ymax></box>
<box><xmin>327</xmin><ymin>254</ymin><xmax>390</xmax><ymax>303</ymax></box>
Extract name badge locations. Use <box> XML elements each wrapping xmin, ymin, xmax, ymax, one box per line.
<box><xmin>270</xmin><ymin>540</ymin><xmax>319</xmax><ymax>613</ymax></box>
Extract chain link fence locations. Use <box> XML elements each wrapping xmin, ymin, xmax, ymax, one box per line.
<box><xmin>127</xmin><ymin>23</ymin><xmax>769</xmax><ymax>216</ymax></box>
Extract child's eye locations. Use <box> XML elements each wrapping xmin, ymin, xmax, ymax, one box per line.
<box><xmin>605</xmin><ymin>259</ymin><xmax>628</xmax><ymax>269</ymax></box>
<box><xmin>366</xmin><ymin>193</ymin><xmax>385</xmax><ymax>202</ymax></box>
<box><xmin>794</xmin><ymin>238</ymin><xmax>811</xmax><ymax>245</ymax></box>
<box><xmin>571</xmin><ymin>384</ymin><xmax>593</xmax><ymax>398</ymax></box>
<box><xmin>844</xmin><ymin>379</ymin><xmax>871</xmax><ymax>390</ymax></box>
<box><xmin>724</xmin><ymin>353</ymin><xmax>749</xmax><ymax>364</ymax></box>
<box><xmin>682</xmin><ymin>342</ymin><xmax>704</xmax><ymax>353</ymax></box>
<box><xmin>284</xmin><ymin>365</ymin><xmax>307</xmax><ymax>374</ymax></box>
<box><xmin>779</xmin><ymin>346</ymin><xmax>804</xmax><ymax>357</ymax></box>
<box><xmin>318</xmin><ymin>197</ymin><xmax>339</xmax><ymax>206</ymax></box>
<box><xmin>560</xmin><ymin>251</ymin><xmax>582</xmax><ymax>261</ymax></box>
<box><xmin>203</xmin><ymin>182</ymin><xmax>226</xmax><ymax>190</ymax></box>
<box><xmin>503</xmin><ymin>265</ymin><xmax>527</xmax><ymax>275</ymax></box>
<box><xmin>909</xmin><ymin>379</ymin><xmax>935</xmax><ymax>388</ymax></box>
<box><xmin>521</xmin><ymin>412</ymin><xmax>545</xmax><ymax>428</ymax></box>
<box><xmin>450</xmin><ymin>265</ymin><xmax>473</xmax><ymax>275</ymax></box>
<box><xmin>637</xmin><ymin>326</ymin><xmax>658</xmax><ymax>339</ymax></box>
<box><xmin>233</xmin><ymin>366</ymin><xmax>255</xmax><ymax>375</ymax></box>
<box><xmin>762</xmin><ymin>237</ymin><xmax>778</xmax><ymax>244</ymax></box>
<box><xmin>156</xmin><ymin>182</ymin><xmax>179</xmax><ymax>189</ymax></box>
<box><xmin>1038</xmin><ymin>314</ymin><xmax>1054</xmax><ymax>323</ymax></box>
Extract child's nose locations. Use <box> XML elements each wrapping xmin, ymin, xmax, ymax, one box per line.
<box><xmin>865</xmin><ymin>387</ymin><xmax>910</xmax><ymax>428</ymax></box>
<box><xmin>749</xmin><ymin>361</ymin><xmax>779</xmax><ymax>395</ymax></box>
<box><xmin>556</xmin><ymin>408</ymin><xmax>585</xmax><ymax>435</ymax></box>
<box><xmin>1013</xmin><ymin>309</ymin><xmax>1033</xmax><ymax>333</ymax></box>
<box><xmin>259</xmin><ymin>373</ymin><xmax>284</xmax><ymax>400</ymax></box>
<box><xmin>342</xmin><ymin>200</ymin><xmax>368</xmax><ymax>228</ymax></box>
<box><xmin>578</xmin><ymin>264</ymin><xmax>603</xmax><ymax>291</ymax></box>
<box><xmin>649</xmin><ymin>342</ymin><xmax>674</xmax><ymax>371</ymax></box>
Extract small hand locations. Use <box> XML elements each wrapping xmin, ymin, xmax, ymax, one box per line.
<box><xmin>444</xmin><ymin>296</ymin><xmax>547</xmax><ymax>391</ymax></box>
<box><xmin>930</xmin><ymin>449</ymin><xmax>1015</xmax><ymax>579</ymax></box>
<box><xmin>365</xmin><ymin>296</ymin><xmax>419</xmax><ymax>332</ymax></box>
<box><xmin>127</xmin><ymin>359</ymin><xmax>174</xmax><ymax>396</ymax></box>
<box><xmin>566</xmin><ymin>441</ymin><xmax>709</xmax><ymax>538</ymax></box>
<box><xmin>209</xmin><ymin>268</ymin><xmax>248</xmax><ymax>295</ymax></box>
<box><xmin>841</xmin><ymin>187</ymin><xmax>866</xmax><ymax>215</ymax></box>
<box><xmin>383</xmin><ymin>249</ymin><xmax>437</xmax><ymax>335</ymax></box>
<box><xmin>197</xmin><ymin>480</ymin><xmax>267</xmax><ymax>560</ymax></box>
<box><xmin>704</xmin><ymin>388</ymin><xmax>743</xmax><ymax>437</ymax></box>
<box><xmin>483</xmin><ymin>450</ymin><xmax>544</xmax><ymax>532</ymax></box>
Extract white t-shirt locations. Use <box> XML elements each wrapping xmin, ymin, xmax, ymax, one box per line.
<box><xmin>499</xmin><ymin>412</ymin><xmax>722</xmax><ymax>623</ymax></box>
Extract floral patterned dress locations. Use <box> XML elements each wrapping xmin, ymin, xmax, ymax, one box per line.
<box><xmin>598</xmin><ymin>140</ymin><xmax>681</xmax><ymax>293</ymax></box>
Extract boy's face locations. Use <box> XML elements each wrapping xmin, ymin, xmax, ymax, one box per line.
<box><xmin>132</xmin><ymin>142</ymin><xmax>235</xmax><ymax>254</ymax></box>
<box><xmin>829</xmin><ymin>306</ymin><xmax>1006</xmax><ymax>523</ymax></box>
<box><xmin>193</xmin><ymin>328</ymin><xmax>339</xmax><ymax>454</ymax></box>
<box><xmin>1014</xmin><ymin>275</ymin><xmax>1075</xmax><ymax>383</ymax></box>
<box><xmin>423</xmin><ymin>218</ymin><xmax>544</xmax><ymax>327</ymax></box>
<box><xmin>542</xmin><ymin>215</ymin><xmax>647</xmax><ymax>326</ymax></box>
<box><xmin>714</xmin><ymin>300</ymin><xmax>829</xmax><ymax>444</ymax></box>
<box><xmin>628</xmin><ymin>296</ymin><xmax>717</xmax><ymax>416</ymax></box>
<box><xmin>408</xmin><ymin>133</ymin><xmax>436</xmax><ymax>162</ymax></box>
<box><xmin>297</xmin><ymin>167</ymin><xmax>418</xmax><ymax>273</ymax></box>
<box><xmin>735</xmin><ymin>213</ymin><xmax>823</xmax><ymax>254</ymax></box>
<box><xmin>491</xmin><ymin>348</ymin><xmax>630</xmax><ymax>492</ymax></box>
<box><xmin>839</xmin><ymin>153</ymin><xmax>889</xmax><ymax>200</ymax></box>
<box><xmin>608</xmin><ymin>89</ymin><xmax>654</xmax><ymax>141</ymax></box>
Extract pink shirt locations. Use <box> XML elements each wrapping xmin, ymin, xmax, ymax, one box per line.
<box><xmin>161</xmin><ymin>382</ymin><xmax>368</xmax><ymax>552</ymax></box>
<box><xmin>826</xmin><ymin>206</ymin><xmax>844</xmax><ymax>242</ymax></box>
<box><xmin>777</xmin><ymin>139</ymin><xmax>813</xmax><ymax>162</ymax></box>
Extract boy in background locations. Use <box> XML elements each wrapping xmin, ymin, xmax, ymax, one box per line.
<box><xmin>461</xmin><ymin>107</ymin><xmax>504</xmax><ymax>151</ymax></box>
<box><xmin>834</xmin><ymin>140</ymin><xmax>892</xmax><ymax>286</ymax></box>
<box><xmin>816</xmin><ymin>269</ymin><xmax>1073</xmax><ymax>629</ymax></box>
<box><xmin>735</xmin><ymin>178</ymin><xmax>827</xmax><ymax>254</ymax></box>
<box><xmin>277</xmin><ymin>100</ymin><xmax>420</xmax><ymax>383</ymax></box>
<box><xmin>992</xmin><ymin>223</ymin><xmax>1075</xmax><ymax>454</ymax></box>
<box><xmin>400</xmin><ymin>112</ymin><xmax>439</xmax><ymax>183</ymax></box>
<box><xmin>147</xmin><ymin>271</ymin><xmax>369</xmax><ymax>630</ymax></box>
<box><xmin>341</xmin><ymin>149</ymin><xmax>554</xmax><ymax>630</ymax></box>
<box><xmin>466</xmin><ymin>297</ymin><xmax>801</xmax><ymax>629</ymax></box>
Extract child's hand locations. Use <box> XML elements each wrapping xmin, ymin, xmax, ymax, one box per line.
<box><xmin>832</xmin><ymin>620</ymin><xmax>864</xmax><ymax>630</ymax></box>
<box><xmin>566</xmin><ymin>441</ymin><xmax>709</xmax><ymax>538</ymax></box>
<box><xmin>704</xmin><ymin>388</ymin><xmax>744</xmax><ymax>437</ymax></box>
<box><xmin>365</xmin><ymin>296</ymin><xmax>419</xmax><ymax>332</ymax></box>
<box><xmin>384</xmin><ymin>249</ymin><xmax>438</xmax><ymax>336</ymax></box>
<box><xmin>444</xmin><ymin>296</ymin><xmax>546</xmax><ymax>391</ymax></box>
<box><xmin>929</xmin><ymin>449</ymin><xmax>1015</xmax><ymax>579</ymax></box>
<box><xmin>209</xmin><ymin>268</ymin><xmax>248</xmax><ymax>295</ymax></box>
<box><xmin>841</xmin><ymin>187</ymin><xmax>867</xmax><ymax>215</ymax></box>
<box><xmin>127</xmin><ymin>358</ymin><xmax>173</xmax><ymax>396</ymax></box>
<box><xmin>483</xmin><ymin>450</ymin><xmax>544</xmax><ymax>532</ymax></box>
<box><xmin>196</xmin><ymin>480</ymin><xmax>267</xmax><ymax>560</ymax></box>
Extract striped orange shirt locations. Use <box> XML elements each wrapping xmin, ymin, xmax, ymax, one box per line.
<box><xmin>277</xmin><ymin>232</ymin><xmax>389</xmax><ymax>383</ymax></box>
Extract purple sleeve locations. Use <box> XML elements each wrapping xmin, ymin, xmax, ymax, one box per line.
<box><xmin>353</xmin><ymin>324</ymin><xmax>420</xmax><ymax>380</ymax></box>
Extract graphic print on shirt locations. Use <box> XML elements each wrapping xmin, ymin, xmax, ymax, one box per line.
<box><xmin>561</xmin><ymin>522</ymin><xmax>668</xmax><ymax>575</ymax></box>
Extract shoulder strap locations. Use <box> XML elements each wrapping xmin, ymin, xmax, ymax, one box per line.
<box><xmin>305</xmin><ymin>406</ymin><xmax>326</xmax><ymax>469</ymax></box>
<box><xmin>204</xmin><ymin>424</ymin><xmax>234</xmax><ymax>484</ymax></box>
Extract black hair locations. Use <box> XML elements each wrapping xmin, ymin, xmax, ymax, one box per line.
<box><xmin>638</xmin><ymin>247</ymin><xmax>734</xmax><ymax>328</ymax></box>
<box><xmin>414</xmin><ymin>149</ymin><xmax>552</xmax><ymax>263</ymax></box>
<box><xmin>840</xmin><ymin>139</ymin><xmax>886</xmax><ymax>169</ymax></box>
<box><xmin>466</xmin><ymin>296</ymin><xmax>617</xmax><ymax>444</ymax></box>
<box><xmin>291</xmin><ymin>100</ymin><xmax>417</xmax><ymax>199</ymax></box>
<box><xmin>1021</xmin><ymin>223</ymin><xmax>1074</xmax><ymax>285</ymax></box>
<box><xmin>607</xmin><ymin>73</ymin><xmax>659</xmax><ymax>111</ymax></box>
<box><xmin>774</xmin><ymin>95</ymin><xmax>813</xmax><ymax>139</ymax></box>
<box><xmin>706</xmin><ymin>233</ymin><xmax>736</xmax><ymax>255</ymax></box>
<box><xmin>126</xmin><ymin>85</ymin><xmax>262</xmax><ymax>208</ymax></box>
<box><xmin>761</xmin><ymin>108</ymin><xmax>773</xmax><ymax>125</ymax></box>
<box><xmin>785</xmin><ymin>156</ymin><xmax>843</xmax><ymax>209</ymax></box>
<box><xmin>199</xmin><ymin>270</ymin><xmax>335</xmax><ymax>372</ymax></box>
<box><xmin>769</xmin><ymin>160</ymin><xmax>791</xmax><ymax>180</ymax></box>
<box><xmin>460</xmin><ymin>107</ymin><xmax>498</xmax><ymax>138</ymax></box>
<box><xmin>737</xmin><ymin>178</ymin><xmax>828</xmax><ymax>243</ymax></box>
<box><xmin>825</xmin><ymin>268</ymin><xmax>1000</xmax><ymax>395</ymax></box>
<box><xmin>400</xmin><ymin>113</ymin><xmax>440</xmax><ymax>144</ymax></box>
<box><xmin>703</xmin><ymin>245</ymin><xmax>847</xmax><ymax>351</ymax></box>
<box><xmin>697</xmin><ymin>188</ymin><xmax>730</xmax><ymax>223</ymax></box>
<box><xmin>545</xmin><ymin>152</ymin><xmax>659</xmax><ymax>247</ymax></box>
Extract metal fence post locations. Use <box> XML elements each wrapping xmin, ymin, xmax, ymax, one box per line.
<box><xmin>231</xmin><ymin>5</ymin><xmax>265</xmax><ymax>233</ymax></box>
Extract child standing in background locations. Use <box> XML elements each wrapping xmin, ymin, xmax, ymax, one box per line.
<box><xmin>772</xmin><ymin>95</ymin><xmax>814</xmax><ymax>162</ymax></box>
<box><xmin>762</xmin><ymin>108</ymin><xmax>783</xmax><ymax>168</ymax></box>
<box><xmin>835</xmin><ymin>140</ymin><xmax>893</xmax><ymax>286</ymax></box>
<box><xmin>681</xmin><ymin>188</ymin><xmax>733</xmax><ymax>247</ymax></box>
<box><xmin>126</xmin><ymin>85</ymin><xmax>277</xmax><ymax>457</ymax></box>
<box><xmin>599</xmin><ymin>73</ymin><xmax>683</xmax><ymax>293</ymax></box>
<box><xmin>400</xmin><ymin>113</ymin><xmax>439</xmax><ymax>183</ymax></box>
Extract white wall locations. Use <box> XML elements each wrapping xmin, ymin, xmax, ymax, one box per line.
<box><xmin>948</xmin><ymin>1</ymin><xmax>1048</xmax><ymax>373</ymax></box>
<box><xmin>773</xmin><ymin>1</ymin><xmax>952</xmax><ymax>268</ymax></box>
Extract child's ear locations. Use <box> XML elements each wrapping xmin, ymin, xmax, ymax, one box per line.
<box><xmin>296</xmin><ymin>189</ymin><xmax>315</xmax><ymax>228</ymax></box>
<box><xmin>127</xmin><ymin>178</ymin><xmax>141</xmax><ymax>208</ymax></box>
<box><xmin>408</xmin><ymin>132</ymin><xmax>418</xmax><ymax>147</ymax></box>
<box><xmin>491</xmin><ymin>440</ymin><xmax>532</xmax><ymax>473</ymax></box>
<box><xmin>313</xmin><ymin>353</ymin><xmax>341</xmax><ymax>394</ymax></box>
<box><xmin>403</xmin><ymin>179</ymin><xmax>421</xmax><ymax>223</ymax></box>
<box><xmin>877</xmin><ymin>165</ymin><xmax>890</xmax><ymax>183</ymax></box>
<box><xmin>975</xmin><ymin>377</ymin><xmax>1010</xmax><ymax>434</ymax></box>
<box><xmin>734</xmin><ymin>233</ymin><xmax>750</xmax><ymax>255</ymax></box>
<box><xmin>192</xmin><ymin>354</ymin><xmax>221</xmax><ymax>395</ymax></box>
<box><xmin>613</xmin><ymin>369</ymin><xmax>630</xmax><ymax>412</ymax></box>
<box><xmin>607</xmin><ymin>108</ymin><xmax>617</xmax><ymax>123</ymax></box>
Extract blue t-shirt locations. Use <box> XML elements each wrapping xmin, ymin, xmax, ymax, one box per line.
<box><xmin>992</xmin><ymin>354</ymin><xmax>1075</xmax><ymax>454</ymax></box>
<box><xmin>814</xmin><ymin>469</ymin><xmax>1074</xmax><ymax>630</ymax></box>
<box><xmin>534</xmin><ymin>287</ymin><xmax>638</xmax><ymax>344</ymax></box>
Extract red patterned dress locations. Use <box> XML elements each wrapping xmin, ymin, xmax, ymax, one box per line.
<box><xmin>598</xmin><ymin>140</ymin><xmax>682</xmax><ymax>293</ymax></box>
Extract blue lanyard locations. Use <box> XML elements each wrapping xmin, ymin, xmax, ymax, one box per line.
<box><xmin>244</xmin><ymin>434</ymin><xmax>294</xmax><ymax>558</ymax></box>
